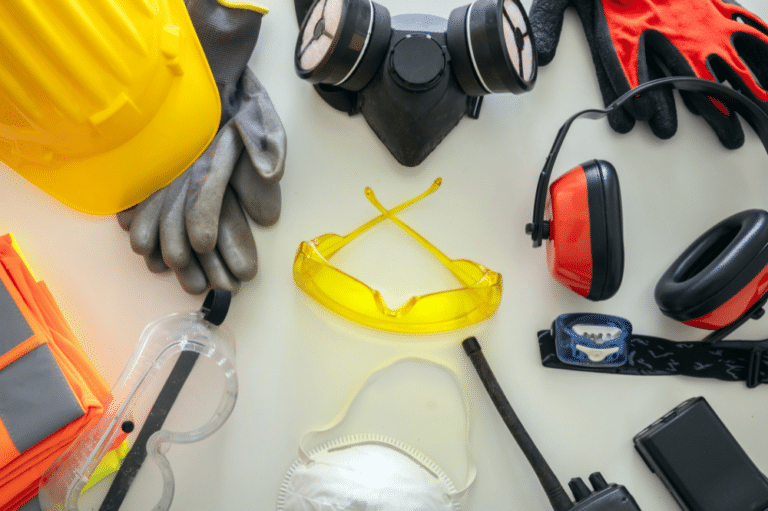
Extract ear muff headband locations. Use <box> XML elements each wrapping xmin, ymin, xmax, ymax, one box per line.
<box><xmin>526</xmin><ymin>77</ymin><xmax>768</xmax><ymax>248</ymax></box>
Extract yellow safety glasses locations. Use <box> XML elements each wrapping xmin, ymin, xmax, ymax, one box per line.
<box><xmin>293</xmin><ymin>179</ymin><xmax>502</xmax><ymax>333</ymax></box>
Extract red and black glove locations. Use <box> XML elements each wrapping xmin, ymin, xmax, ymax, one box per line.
<box><xmin>530</xmin><ymin>0</ymin><xmax>768</xmax><ymax>149</ymax></box>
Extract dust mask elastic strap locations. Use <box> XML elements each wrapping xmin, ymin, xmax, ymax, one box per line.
<box><xmin>296</xmin><ymin>356</ymin><xmax>477</xmax><ymax>499</ymax></box>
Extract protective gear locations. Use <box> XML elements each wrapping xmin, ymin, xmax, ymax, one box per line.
<box><xmin>39</xmin><ymin>290</ymin><xmax>238</xmax><ymax>511</ymax></box>
<box><xmin>293</xmin><ymin>179</ymin><xmax>503</xmax><ymax>333</ymax></box>
<box><xmin>277</xmin><ymin>358</ymin><xmax>476</xmax><ymax>511</ymax></box>
<box><xmin>118</xmin><ymin>0</ymin><xmax>287</xmax><ymax>295</ymax></box>
<box><xmin>525</xmin><ymin>77</ymin><xmax>768</xmax><ymax>307</ymax></box>
<box><xmin>537</xmin><ymin>312</ymin><xmax>768</xmax><ymax>388</ymax></box>
<box><xmin>294</xmin><ymin>0</ymin><xmax>536</xmax><ymax>166</ymax></box>
<box><xmin>0</xmin><ymin>234</ymin><xmax>111</xmax><ymax>511</ymax></box>
<box><xmin>0</xmin><ymin>0</ymin><xmax>220</xmax><ymax>215</ymax></box>
<box><xmin>280</xmin><ymin>436</ymin><xmax>463</xmax><ymax>511</ymax></box>
<box><xmin>529</xmin><ymin>0</ymin><xmax>768</xmax><ymax>149</ymax></box>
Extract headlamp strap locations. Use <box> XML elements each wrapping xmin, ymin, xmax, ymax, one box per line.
<box><xmin>538</xmin><ymin>314</ymin><xmax>768</xmax><ymax>388</ymax></box>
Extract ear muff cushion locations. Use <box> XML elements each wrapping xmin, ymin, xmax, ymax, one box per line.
<box><xmin>584</xmin><ymin>160</ymin><xmax>624</xmax><ymax>301</ymax></box>
<box><xmin>655</xmin><ymin>209</ymin><xmax>768</xmax><ymax>325</ymax></box>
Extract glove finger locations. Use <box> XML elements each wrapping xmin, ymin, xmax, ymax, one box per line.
<box><xmin>606</xmin><ymin>106</ymin><xmax>636</xmax><ymax>136</ymax></box>
<box><xmin>159</xmin><ymin>170</ymin><xmax>193</xmax><ymax>270</ymax></box>
<box><xmin>644</xmin><ymin>56</ymin><xmax>677</xmax><ymax>140</ymax></box>
<box><xmin>589</xmin><ymin>45</ymin><xmax>635</xmax><ymax>134</ymax></box>
<box><xmin>569</xmin><ymin>0</ymin><xmax>656</xmax><ymax>123</ymax></box>
<box><xmin>561</xmin><ymin>0</ymin><xmax>638</xmax><ymax>131</ymax></box>
<box><xmin>737</xmin><ymin>9</ymin><xmax>768</xmax><ymax>32</ymax></box>
<box><xmin>680</xmin><ymin>88</ymin><xmax>745</xmax><ymax>149</ymax></box>
<box><xmin>197</xmin><ymin>247</ymin><xmax>241</xmax><ymax>295</ymax></box>
<box><xmin>673</xmin><ymin>51</ymin><xmax>745</xmax><ymax>148</ymax></box>
<box><xmin>186</xmin><ymin>123</ymin><xmax>244</xmax><ymax>254</ymax></box>
<box><xmin>234</xmin><ymin>68</ymin><xmax>287</xmax><ymax>184</ymax></box>
<box><xmin>641</xmin><ymin>36</ymin><xmax>745</xmax><ymax>148</ymax></box>
<box><xmin>217</xmin><ymin>187</ymin><xmax>258</xmax><ymax>282</ymax></box>
<box><xmin>144</xmin><ymin>243</ymin><xmax>169</xmax><ymax>274</ymax></box>
<box><xmin>129</xmin><ymin>188</ymin><xmax>168</xmax><ymax>256</ymax></box>
<box><xmin>230</xmin><ymin>150</ymin><xmax>282</xmax><ymax>226</ymax></box>
<box><xmin>730</xmin><ymin>33</ymin><xmax>768</xmax><ymax>104</ymax></box>
<box><xmin>529</xmin><ymin>0</ymin><xmax>573</xmax><ymax>65</ymax></box>
<box><xmin>175</xmin><ymin>253</ymin><xmax>209</xmax><ymax>295</ymax></box>
<box><xmin>116</xmin><ymin>206</ymin><xmax>136</xmax><ymax>231</ymax></box>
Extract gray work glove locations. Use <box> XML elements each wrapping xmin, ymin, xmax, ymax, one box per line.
<box><xmin>117</xmin><ymin>0</ymin><xmax>287</xmax><ymax>295</ymax></box>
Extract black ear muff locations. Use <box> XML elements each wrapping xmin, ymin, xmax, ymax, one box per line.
<box><xmin>546</xmin><ymin>160</ymin><xmax>624</xmax><ymax>301</ymax></box>
<box><xmin>585</xmin><ymin>160</ymin><xmax>624</xmax><ymax>301</ymax></box>
<box><xmin>655</xmin><ymin>209</ymin><xmax>768</xmax><ymax>329</ymax></box>
<box><xmin>447</xmin><ymin>0</ymin><xmax>537</xmax><ymax>96</ymax></box>
<box><xmin>295</xmin><ymin>0</ymin><xmax>391</xmax><ymax>91</ymax></box>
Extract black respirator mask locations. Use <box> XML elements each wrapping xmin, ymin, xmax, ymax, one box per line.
<box><xmin>293</xmin><ymin>0</ymin><xmax>537</xmax><ymax>166</ymax></box>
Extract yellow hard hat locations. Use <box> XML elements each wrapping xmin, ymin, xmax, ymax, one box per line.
<box><xmin>0</xmin><ymin>0</ymin><xmax>220</xmax><ymax>215</ymax></box>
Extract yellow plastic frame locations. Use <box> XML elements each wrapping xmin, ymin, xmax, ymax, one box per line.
<box><xmin>293</xmin><ymin>179</ymin><xmax>502</xmax><ymax>333</ymax></box>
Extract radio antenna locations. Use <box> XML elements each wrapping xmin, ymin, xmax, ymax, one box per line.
<box><xmin>463</xmin><ymin>337</ymin><xmax>574</xmax><ymax>510</ymax></box>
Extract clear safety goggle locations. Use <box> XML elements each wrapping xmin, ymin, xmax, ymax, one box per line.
<box><xmin>38</xmin><ymin>290</ymin><xmax>238</xmax><ymax>511</ymax></box>
<box><xmin>293</xmin><ymin>179</ymin><xmax>503</xmax><ymax>333</ymax></box>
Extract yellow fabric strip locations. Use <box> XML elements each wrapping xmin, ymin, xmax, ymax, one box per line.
<box><xmin>8</xmin><ymin>235</ymin><xmax>38</xmax><ymax>282</ymax></box>
<box><xmin>81</xmin><ymin>440</ymin><xmax>130</xmax><ymax>493</ymax></box>
<box><xmin>217</xmin><ymin>0</ymin><xmax>269</xmax><ymax>14</ymax></box>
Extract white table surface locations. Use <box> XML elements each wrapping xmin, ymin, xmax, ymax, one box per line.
<box><xmin>3</xmin><ymin>1</ymin><xmax>768</xmax><ymax>509</ymax></box>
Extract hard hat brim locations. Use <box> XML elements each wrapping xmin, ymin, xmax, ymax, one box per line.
<box><xmin>14</xmin><ymin>6</ymin><xmax>221</xmax><ymax>216</ymax></box>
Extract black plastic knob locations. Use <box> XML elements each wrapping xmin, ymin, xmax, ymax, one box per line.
<box><xmin>589</xmin><ymin>472</ymin><xmax>609</xmax><ymax>491</ymax></box>
<box><xmin>569</xmin><ymin>477</ymin><xmax>592</xmax><ymax>502</ymax></box>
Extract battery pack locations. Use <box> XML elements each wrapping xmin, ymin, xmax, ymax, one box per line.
<box><xmin>634</xmin><ymin>397</ymin><xmax>768</xmax><ymax>511</ymax></box>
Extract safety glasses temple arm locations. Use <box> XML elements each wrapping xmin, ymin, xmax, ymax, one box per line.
<box><xmin>365</xmin><ymin>182</ymin><xmax>479</xmax><ymax>287</ymax></box>
<box><xmin>322</xmin><ymin>179</ymin><xmax>443</xmax><ymax>256</ymax></box>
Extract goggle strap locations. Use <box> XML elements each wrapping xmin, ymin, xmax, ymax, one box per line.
<box><xmin>42</xmin><ymin>307</ymin><xmax>238</xmax><ymax>511</ymax></box>
<box><xmin>297</xmin><ymin>356</ymin><xmax>477</xmax><ymax>495</ymax></box>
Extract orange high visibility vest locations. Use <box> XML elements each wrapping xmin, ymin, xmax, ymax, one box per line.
<box><xmin>0</xmin><ymin>234</ymin><xmax>111</xmax><ymax>511</ymax></box>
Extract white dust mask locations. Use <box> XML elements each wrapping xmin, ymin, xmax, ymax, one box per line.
<box><xmin>277</xmin><ymin>358</ymin><xmax>476</xmax><ymax>511</ymax></box>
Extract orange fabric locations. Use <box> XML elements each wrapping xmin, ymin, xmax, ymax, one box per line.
<box><xmin>0</xmin><ymin>234</ymin><xmax>111</xmax><ymax>511</ymax></box>
<box><xmin>0</xmin><ymin>415</ymin><xmax>20</xmax><ymax>464</ymax></box>
<box><xmin>546</xmin><ymin>166</ymin><xmax>593</xmax><ymax>298</ymax></box>
<box><xmin>601</xmin><ymin>0</ymin><xmax>768</xmax><ymax>102</ymax></box>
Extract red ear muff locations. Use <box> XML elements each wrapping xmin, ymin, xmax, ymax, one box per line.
<box><xmin>546</xmin><ymin>160</ymin><xmax>624</xmax><ymax>301</ymax></box>
<box><xmin>655</xmin><ymin>209</ymin><xmax>768</xmax><ymax>329</ymax></box>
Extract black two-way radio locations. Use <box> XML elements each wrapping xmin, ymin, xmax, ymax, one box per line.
<box><xmin>463</xmin><ymin>337</ymin><xmax>641</xmax><ymax>510</ymax></box>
